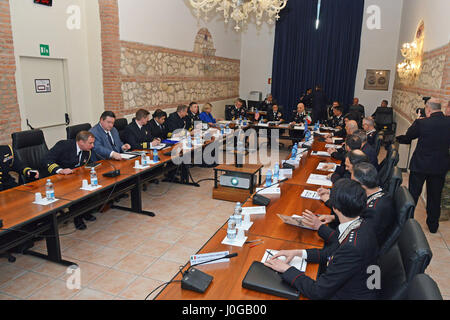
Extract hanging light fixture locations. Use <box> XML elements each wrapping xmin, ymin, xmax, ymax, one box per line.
<box><xmin>189</xmin><ymin>0</ymin><xmax>288</xmax><ymax>31</ymax></box>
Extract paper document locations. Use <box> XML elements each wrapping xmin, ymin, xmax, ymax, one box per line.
<box><xmin>256</xmin><ymin>187</ymin><xmax>281</xmax><ymax>195</ymax></box>
<box><xmin>300</xmin><ymin>189</ymin><xmax>321</xmax><ymax>200</ymax></box>
<box><xmin>311</xmin><ymin>151</ymin><xmax>331</xmax><ymax>157</ymax></box>
<box><xmin>258</xmin><ymin>123</ymin><xmax>269</xmax><ymax>127</ymax></box>
<box><xmin>120</xmin><ymin>153</ymin><xmax>138</xmax><ymax>160</ymax></box>
<box><xmin>149</xmin><ymin>143</ymin><xmax>167</xmax><ymax>150</ymax></box>
<box><xmin>293</xmin><ymin>126</ymin><xmax>305</xmax><ymax>130</ymax></box>
<box><xmin>325</xmin><ymin>144</ymin><xmax>342</xmax><ymax>149</ymax></box>
<box><xmin>241</xmin><ymin>206</ymin><xmax>266</xmax><ymax>215</ymax></box>
<box><xmin>262</xmin><ymin>249</ymin><xmax>307</xmax><ymax>272</ymax></box>
<box><xmin>316</xmin><ymin>163</ymin><xmax>337</xmax><ymax>172</ymax></box>
<box><xmin>277</xmin><ymin>214</ymin><xmax>316</xmax><ymax>231</ymax></box>
<box><xmin>279</xmin><ymin>169</ymin><xmax>293</xmax><ymax>178</ymax></box>
<box><xmin>307</xmin><ymin>174</ymin><xmax>332</xmax><ymax>187</ymax></box>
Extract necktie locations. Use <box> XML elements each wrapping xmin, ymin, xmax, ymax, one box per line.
<box><xmin>76</xmin><ymin>151</ymin><xmax>82</xmax><ymax>167</ymax></box>
<box><xmin>106</xmin><ymin>131</ymin><xmax>114</xmax><ymax>147</ymax></box>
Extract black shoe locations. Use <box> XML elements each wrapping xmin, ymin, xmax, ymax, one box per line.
<box><xmin>74</xmin><ymin>217</ymin><xmax>87</xmax><ymax>230</ymax></box>
<box><xmin>82</xmin><ymin>213</ymin><xmax>96</xmax><ymax>222</ymax></box>
<box><xmin>427</xmin><ymin>224</ymin><xmax>438</xmax><ymax>234</ymax></box>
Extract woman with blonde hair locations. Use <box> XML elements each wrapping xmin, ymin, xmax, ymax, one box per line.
<box><xmin>199</xmin><ymin>102</ymin><xmax>217</xmax><ymax>127</ymax></box>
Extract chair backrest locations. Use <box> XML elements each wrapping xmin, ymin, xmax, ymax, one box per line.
<box><xmin>114</xmin><ymin>118</ymin><xmax>128</xmax><ymax>142</ymax></box>
<box><xmin>247</xmin><ymin>100</ymin><xmax>260</xmax><ymax>110</ymax></box>
<box><xmin>379</xmin><ymin>186</ymin><xmax>415</xmax><ymax>255</ymax></box>
<box><xmin>225</xmin><ymin>105</ymin><xmax>234</xmax><ymax>120</ymax></box>
<box><xmin>66</xmin><ymin>123</ymin><xmax>92</xmax><ymax>140</ymax></box>
<box><xmin>375</xmin><ymin>107</ymin><xmax>394</xmax><ymax>126</ymax></box>
<box><xmin>407</xmin><ymin>274</ymin><xmax>443</xmax><ymax>300</ymax></box>
<box><xmin>379</xmin><ymin>149</ymin><xmax>399</xmax><ymax>189</ymax></box>
<box><xmin>387</xmin><ymin>167</ymin><xmax>403</xmax><ymax>198</ymax></box>
<box><xmin>374</xmin><ymin>131</ymin><xmax>383</xmax><ymax>156</ymax></box>
<box><xmin>379</xmin><ymin>219</ymin><xmax>432</xmax><ymax>299</ymax></box>
<box><xmin>11</xmin><ymin>129</ymin><xmax>49</xmax><ymax>177</ymax></box>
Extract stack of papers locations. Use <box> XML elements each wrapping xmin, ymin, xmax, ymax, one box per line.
<box><xmin>241</xmin><ymin>206</ymin><xmax>266</xmax><ymax>215</ymax></box>
<box><xmin>325</xmin><ymin>144</ymin><xmax>342</xmax><ymax>149</ymax></box>
<box><xmin>311</xmin><ymin>151</ymin><xmax>331</xmax><ymax>157</ymax></box>
<box><xmin>316</xmin><ymin>162</ymin><xmax>337</xmax><ymax>172</ymax></box>
<box><xmin>256</xmin><ymin>187</ymin><xmax>281</xmax><ymax>195</ymax></box>
<box><xmin>262</xmin><ymin>249</ymin><xmax>307</xmax><ymax>272</ymax></box>
<box><xmin>300</xmin><ymin>189</ymin><xmax>321</xmax><ymax>200</ymax></box>
<box><xmin>307</xmin><ymin>174</ymin><xmax>332</xmax><ymax>187</ymax></box>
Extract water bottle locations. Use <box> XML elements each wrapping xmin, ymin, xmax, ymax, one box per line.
<box><xmin>45</xmin><ymin>179</ymin><xmax>55</xmax><ymax>201</ymax></box>
<box><xmin>305</xmin><ymin>129</ymin><xmax>311</xmax><ymax>142</ymax></box>
<box><xmin>187</xmin><ymin>135</ymin><xmax>192</xmax><ymax>148</ymax></box>
<box><xmin>291</xmin><ymin>145</ymin><xmax>297</xmax><ymax>160</ymax></box>
<box><xmin>90</xmin><ymin>168</ymin><xmax>98</xmax><ymax>187</ymax></box>
<box><xmin>266</xmin><ymin>169</ymin><xmax>272</xmax><ymax>187</ymax></box>
<box><xmin>273</xmin><ymin>163</ymin><xmax>280</xmax><ymax>183</ymax></box>
<box><xmin>239</xmin><ymin>116</ymin><xmax>243</xmax><ymax>126</ymax></box>
<box><xmin>141</xmin><ymin>153</ymin><xmax>147</xmax><ymax>166</ymax></box>
<box><xmin>233</xmin><ymin>202</ymin><xmax>242</xmax><ymax>227</ymax></box>
<box><xmin>314</xmin><ymin>121</ymin><xmax>320</xmax><ymax>131</ymax></box>
<box><xmin>153</xmin><ymin>149</ymin><xmax>159</xmax><ymax>162</ymax></box>
<box><xmin>220</xmin><ymin>125</ymin><xmax>224</xmax><ymax>135</ymax></box>
<box><xmin>227</xmin><ymin>217</ymin><xmax>237</xmax><ymax>240</ymax></box>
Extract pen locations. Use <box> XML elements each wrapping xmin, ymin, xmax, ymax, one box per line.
<box><xmin>250</xmin><ymin>242</ymin><xmax>263</xmax><ymax>248</ymax></box>
<box><xmin>245</xmin><ymin>239</ymin><xmax>262</xmax><ymax>244</ymax></box>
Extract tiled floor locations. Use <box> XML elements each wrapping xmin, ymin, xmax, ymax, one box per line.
<box><xmin>0</xmin><ymin>145</ymin><xmax>448</xmax><ymax>300</ymax></box>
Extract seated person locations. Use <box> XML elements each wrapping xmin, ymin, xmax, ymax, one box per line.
<box><xmin>325</xmin><ymin>119</ymin><xmax>359</xmax><ymax>145</ymax></box>
<box><xmin>44</xmin><ymin>131</ymin><xmax>96</xmax><ymax>230</ymax></box>
<box><xmin>371</xmin><ymin>99</ymin><xmax>389</xmax><ymax>118</ymax></box>
<box><xmin>230</xmin><ymin>98</ymin><xmax>247</xmax><ymax>120</ymax></box>
<box><xmin>259</xmin><ymin>94</ymin><xmax>274</xmax><ymax>111</ymax></box>
<box><xmin>186</xmin><ymin>102</ymin><xmax>201</xmax><ymax>131</ymax></box>
<box><xmin>166</xmin><ymin>105</ymin><xmax>189</xmax><ymax>137</ymax></box>
<box><xmin>330</xmin><ymin>149</ymin><xmax>369</xmax><ymax>183</ymax></box>
<box><xmin>147</xmin><ymin>109</ymin><xmax>168</xmax><ymax>140</ymax></box>
<box><xmin>362</xmin><ymin>117</ymin><xmax>377</xmax><ymax>146</ymax></box>
<box><xmin>328</xmin><ymin>134</ymin><xmax>362</xmax><ymax>162</ymax></box>
<box><xmin>352</xmin><ymin>162</ymin><xmax>395</xmax><ymax>246</ymax></box>
<box><xmin>89</xmin><ymin>111</ymin><xmax>131</xmax><ymax>161</ymax></box>
<box><xmin>328</xmin><ymin>103</ymin><xmax>344</xmax><ymax>129</ymax></box>
<box><xmin>264</xmin><ymin>179</ymin><xmax>379</xmax><ymax>300</ymax></box>
<box><xmin>289</xmin><ymin>103</ymin><xmax>308</xmax><ymax>141</ymax></box>
<box><xmin>266</xmin><ymin>104</ymin><xmax>284</xmax><ymax>123</ymax></box>
<box><xmin>348</xmin><ymin>97</ymin><xmax>365</xmax><ymax>120</ymax></box>
<box><xmin>0</xmin><ymin>145</ymin><xmax>39</xmax><ymax>191</ymax></box>
<box><xmin>123</xmin><ymin>109</ymin><xmax>160</xmax><ymax>150</ymax></box>
<box><xmin>199</xmin><ymin>102</ymin><xmax>217</xmax><ymax>126</ymax></box>
<box><xmin>353</xmin><ymin>129</ymin><xmax>378</xmax><ymax>169</ymax></box>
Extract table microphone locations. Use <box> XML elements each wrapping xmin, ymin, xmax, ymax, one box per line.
<box><xmin>243</xmin><ymin>177</ymin><xmax>289</xmax><ymax>207</ymax></box>
<box><xmin>181</xmin><ymin>253</ymin><xmax>238</xmax><ymax>293</ymax></box>
<box><xmin>93</xmin><ymin>150</ymin><xmax>121</xmax><ymax>178</ymax></box>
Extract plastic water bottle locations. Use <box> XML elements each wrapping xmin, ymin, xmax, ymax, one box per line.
<box><xmin>314</xmin><ymin>121</ymin><xmax>320</xmax><ymax>131</ymax></box>
<box><xmin>305</xmin><ymin>129</ymin><xmax>311</xmax><ymax>142</ymax></box>
<box><xmin>291</xmin><ymin>145</ymin><xmax>297</xmax><ymax>160</ymax></box>
<box><xmin>227</xmin><ymin>217</ymin><xmax>237</xmax><ymax>240</ymax></box>
<box><xmin>90</xmin><ymin>168</ymin><xmax>98</xmax><ymax>187</ymax></box>
<box><xmin>187</xmin><ymin>135</ymin><xmax>192</xmax><ymax>148</ymax></box>
<box><xmin>233</xmin><ymin>202</ymin><xmax>243</xmax><ymax>227</ymax></box>
<box><xmin>273</xmin><ymin>163</ymin><xmax>280</xmax><ymax>183</ymax></box>
<box><xmin>266</xmin><ymin>169</ymin><xmax>272</xmax><ymax>187</ymax></box>
<box><xmin>45</xmin><ymin>179</ymin><xmax>55</xmax><ymax>201</ymax></box>
<box><xmin>220</xmin><ymin>125</ymin><xmax>224</xmax><ymax>135</ymax></box>
<box><xmin>153</xmin><ymin>149</ymin><xmax>159</xmax><ymax>162</ymax></box>
<box><xmin>141</xmin><ymin>153</ymin><xmax>147</xmax><ymax>166</ymax></box>
<box><xmin>239</xmin><ymin>116</ymin><xmax>243</xmax><ymax>126</ymax></box>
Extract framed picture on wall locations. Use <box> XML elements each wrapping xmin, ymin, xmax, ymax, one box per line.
<box><xmin>364</xmin><ymin>69</ymin><xmax>390</xmax><ymax>91</ymax></box>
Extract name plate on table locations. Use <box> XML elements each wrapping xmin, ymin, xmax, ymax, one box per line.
<box><xmin>190</xmin><ymin>251</ymin><xmax>230</xmax><ymax>266</ymax></box>
<box><xmin>300</xmin><ymin>189</ymin><xmax>321</xmax><ymax>200</ymax></box>
<box><xmin>80</xmin><ymin>184</ymin><xmax>102</xmax><ymax>191</ymax></box>
<box><xmin>278</xmin><ymin>124</ymin><xmax>290</xmax><ymax>128</ymax></box>
<box><xmin>258</xmin><ymin>123</ymin><xmax>269</xmax><ymax>127</ymax></box>
<box><xmin>33</xmin><ymin>198</ymin><xmax>59</xmax><ymax>205</ymax></box>
<box><xmin>311</xmin><ymin>151</ymin><xmax>331</xmax><ymax>157</ymax></box>
<box><xmin>256</xmin><ymin>187</ymin><xmax>281</xmax><ymax>195</ymax></box>
<box><xmin>279</xmin><ymin>169</ymin><xmax>293</xmax><ymax>178</ymax></box>
<box><xmin>307</xmin><ymin>174</ymin><xmax>332</xmax><ymax>187</ymax></box>
<box><xmin>242</xmin><ymin>206</ymin><xmax>266</xmax><ymax>215</ymax></box>
<box><xmin>316</xmin><ymin>163</ymin><xmax>337</xmax><ymax>172</ymax></box>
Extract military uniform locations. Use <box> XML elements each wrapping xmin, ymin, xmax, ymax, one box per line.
<box><xmin>230</xmin><ymin>106</ymin><xmax>247</xmax><ymax>120</ymax></box>
<box><xmin>166</xmin><ymin>112</ymin><xmax>188</xmax><ymax>136</ymax></box>
<box><xmin>44</xmin><ymin>140</ymin><xmax>92</xmax><ymax>175</ymax></box>
<box><xmin>267</xmin><ymin>109</ymin><xmax>284</xmax><ymax>122</ymax></box>
<box><xmin>281</xmin><ymin>219</ymin><xmax>379</xmax><ymax>300</ymax></box>
<box><xmin>123</xmin><ymin>120</ymin><xmax>156</xmax><ymax>150</ymax></box>
<box><xmin>292</xmin><ymin>111</ymin><xmax>306</xmax><ymax>124</ymax></box>
<box><xmin>366</xmin><ymin>129</ymin><xmax>377</xmax><ymax>146</ymax></box>
<box><xmin>0</xmin><ymin>145</ymin><xmax>32</xmax><ymax>191</ymax></box>
<box><xmin>185</xmin><ymin>110</ymin><xmax>201</xmax><ymax>131</ymax></box>
<box><xmin>328</xmin><ymin>115</ymin><xmax>344</xmax><ymax>129</ymax></box>
<box><xmin>147</xmin><ymin>118</ymin><xmax>168</xmax><ymax>141</ymax></box>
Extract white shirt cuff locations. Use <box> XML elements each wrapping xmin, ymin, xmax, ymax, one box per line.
<box><xmin>301</xmin><ymin>250</ymin><xmax>307</xmax><ymax>260</ymax></box>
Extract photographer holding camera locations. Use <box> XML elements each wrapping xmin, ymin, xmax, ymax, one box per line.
<box><xmin>396</xmin><ymin>98</ymin><xmax>450</xmax><ymax>233</ymax></box>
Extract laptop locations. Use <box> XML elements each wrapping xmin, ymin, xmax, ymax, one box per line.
<box><xmin>242</xmin><ymin>261</ymin><xmax>300</xmax><ymax>300</ymax></box>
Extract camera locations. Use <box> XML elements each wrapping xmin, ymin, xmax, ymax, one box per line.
<box><xmin>416</xmin><ymin>96</ymin><xmax>431</xmax><ymax>118</ymax></box>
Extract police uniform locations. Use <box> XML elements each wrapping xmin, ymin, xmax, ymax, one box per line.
<box><xmin>281</xmin><ymin>219</ymin><xmax>379</xmax><ymax>300</ymax></box>
<box><xmin>166</xmin><ymin>111</ymin><xmax>188</xmax><ymax>136</ymax></box>
<box><xmin>328</xmin><ymin>115</ymin><xmax>344</xmax><ymax>129</ymax></box>
<box><xmin>292</xmin><ymin>111</ymin><xmax>306</xmax><ymax>124</ymax></box>
<box><xmin>45</xmin><ymin>140</ymin><xmax>92</xmax><ymax>175</ymax></box>
<box><xmin>230</xmin><ymin>106</ymin><xmax>247</xmax><ymax>120</ymax></box>
<box><xmin>366</xmin><ymin>129</ymin><xmax>377</xmax><ymax>146</ymax></box>
<box><xmin>185</xmin><ymin>110</ymin><xmax>201</xmax><ymax>131</ymax></box>
<box><xmin>0</xmin><ymin>145</ymin><xmax>32</xmax><ymax>191</ymax></box>
<box><xmin>123</xmin><ymin>119</ymin><xmax>156</xmax><ymax>150</ymax></box>
<box><xmin>267</xmin><ymin>109</ymin><xmax>284</xmax><ymax>122</ymax></box>
<box><xmin>147</xmin><ymin>118</ymin><xmax>168</xmax><ymax>141</ymax></box>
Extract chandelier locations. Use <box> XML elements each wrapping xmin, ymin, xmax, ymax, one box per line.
<box><xmin>397</xmin><ymin>20</ymin><xmax>424</xmax><ymax>83</ymax></box>
<box><xmin>189</xmin><ymin>0</ymin><xmax>288</xmax><ymax>31</ymax></box>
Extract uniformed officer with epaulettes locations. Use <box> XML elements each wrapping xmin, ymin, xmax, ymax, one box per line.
<box><xmin>266</xmin><ymin>104</ymin><xmax>284</xmax><ymax>122</ymax></box>
<box><xmin>0</xmin><ymin>145</ymin><xmax>39</xmax><ymax>191</ymax></box>
<box><xmin>166</xmin><ymin>105</ymin><xmax>189</xmax><ymax>137</ymax></box>
<box><xmin>186</xmin><ymin>102</ymin><xmax>201</xmax><ymax>131</ymax></box>
<box><xmin>328</xmin><ymin>103</ymin><xmax>345</xmax><ymax>129</ymax></box>
<box><xmin>264</xmin><ymin>179</ymin><xmax>379</xmax><ymax>300</ymax></box>
<box><xmin>230</xmin><ymin>98</ymin><xmax>247</xmax><ymax>120</ymax></box>
<box><xmin>123</xmin><ymin>109</ymin><xmax>160</xmax><ymax>150</ymax></box>
<box><xmin>289</xmin><ymin>102</ymin><xmax>307</xmax><ymax>143</ymax></box>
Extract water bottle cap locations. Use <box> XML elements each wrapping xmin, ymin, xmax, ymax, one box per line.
<box><xmin>47</xmin><ymin>179</ymin><xmax>51</xmax><ymax>182</ymax></box>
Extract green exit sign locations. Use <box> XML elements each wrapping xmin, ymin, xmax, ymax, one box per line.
<box><xmin>40</xmin><ymin>44</ymin><xmax>50</xmax><ymax>56</ymax></box>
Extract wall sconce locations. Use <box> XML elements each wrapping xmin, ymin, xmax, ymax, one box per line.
<box><xmin>397</xmin><ymin>20</ymin><xmax>424</xmax><ymax>84</ymax></box>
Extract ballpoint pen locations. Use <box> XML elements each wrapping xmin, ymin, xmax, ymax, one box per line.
<box><xmin>250</xmin><ymin>242</ymin><xmax>263</xmax><ymax>248</ymax></box>
<box><xmin>245</xmin><ymin>239</ymin><xmax>262</xmax><ymax>244</ymax></box>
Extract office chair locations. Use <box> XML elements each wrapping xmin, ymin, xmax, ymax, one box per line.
<box><xmin>225</xmin><ymin>105</ymin><xmax>234</xmax><ymax>121</ymax></box>
<box><xmin>379</xmin><ymin>219</ymin><xmax>432</xmax><ymax>299</ymax></box>
<box><xmin>66</xmin><ymin>123</ymin><xmax>92</xmax><ymax>140</ymax></box>
<box><xmin>378</xmin><ymin>148</ymin><xmax>399</xmax><ymax>190</ymax></box>
<box><xmin>374</xmin><ymin>107</ymin><xmax>397</xmax><ymax>146</ymax></box>
<box><xmin>379</xmin><ymin>186</ymin><xmax>416</xmax><ymax>256</ymax></box>
<box><xmin>113</xmin><ymin>118</ymin><xmax>128</xmax><ymax>143</ymax></box>
<box><xmin>374</xmin><ymin>131</ymin><xmax>383</xmax><ymax>157</ymax></box>
<box><xmin>407</xmin><ymin>274</ymin><xmax>443</xmax><ymax>300</ymax></box>
<box><xmin>387</xmin><ymin>167</ymin><xmax>403</xmax><ymax>198</ymax></box>
<box><xmin>11</xmin><ymin>129</ymin><xmax>49</xmax><ymax>180</ymax></box>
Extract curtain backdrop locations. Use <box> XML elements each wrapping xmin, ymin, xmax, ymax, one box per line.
<box><xmin>271</xmin><ymin>0</ymin><xmax>365</xmax><ymax>120</ymax></box>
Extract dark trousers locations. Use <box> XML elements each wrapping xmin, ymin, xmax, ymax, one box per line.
<box><xmin>409</xmin><ymin>171</ymin><xmax>446</xmax><ymax>231</ymax></box>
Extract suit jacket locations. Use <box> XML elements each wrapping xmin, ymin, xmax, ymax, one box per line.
<box><xmin>362</xmin><ymin>143</ymin><xmax>379</xmax><ymax>169</ymax></box>
<box><xmin>397</xmin><ymin>112</ymin><xmax>450</xmax><ymax>175</ymax></box>
<box><xmin>147</xmin><ymin>119</ymin><xmax>168</xmax><ymax>140</ymax></box>
<box><xmin>166</xmin><ymin>112</ymin><xmax>188</xmax><ymax>135</ymax></box>
<box><xmin>90</xmin><ymin>123</ymin><xmax>124</xmax><ymax>160</ymax></box>
<box><xmin>230</xmin><ymin>106</ymin><xmax>247</xmax><ymax>120</ymax></box>
<box><xmin>0</xmin><ymin>145</ymin><xmax>32</xmax><ymax>191</ymax></box>
<box><xmin>267</xmin><ymin>110</ymin><xmax>284</xmax><ymax>122</ymax></box>
<box><xmin>44</xmin><ymin>140</ymin><xmax>92</xmax><ymax>175</ymax></box>
<box><xmin>186</xmin><ymin>110</ymin><xmax>201</xmax><ymax>131</ymax></box>
<box><xmin>281</xmin><ymin>220</ymin><xmax>379</xmax><ymax>300</ymax></box>
<box><xmin>123</xmin><ymin>120</ymin><xmax>155</xmax><ymax>150</ymax></box>
<box><xmin>362</xmin><ymin>190</ymin><xmax>395</xmax><ymax>246</ymax></box>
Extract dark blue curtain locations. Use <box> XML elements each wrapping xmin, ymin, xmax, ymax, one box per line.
<box><xmin>271</xmin><ymin>0</ymin><xmax>365</xmax><ymax>119</ymax></box>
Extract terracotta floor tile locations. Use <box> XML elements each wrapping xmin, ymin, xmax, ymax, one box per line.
<box><xmin>142</xmin><ymin>258</ymin><xmax>184</xmax><ymax>282</ymax></box>
<box><xmin>82</xmin><ymin>246</ymin><xmax>129</xmax><ymax>267</ymax></box>
<box><xmin>85</xmin><ymin>229</ymin><xmax>119</xmax><ymax>246</ymax></box>
<box><xmin>32</xmin><ymin>260</ymin><xmax>70</xmax><ymax>278</ymax></box>
<box><xmin>134</xmin><ymin>239</ymin><xmax>173</xmax><ymax>257</ymax></box>
<box><xmin>118</xmin><ymin>276</ymin><xmax>164</xmax><ymax>300</ymax></box>
<box><xmin>59</xmin><ymin>260</ymin><xmax>109</xmax><ymax>287</ymax></box>
<box><xmin>161</xmin><ymin>245</ymin><xmax>196</xmax><ymax>264</ymax></box>
<box><xmin>0</xmin><ymin>271</ymin><xmax>53</xmax><ymax>299</ymax></box>
<box><xmin>191</xmin><ymin>222</ymin><xmax>222</xmax><ymax>236</ymax></box>
<box><xmin>0</xmin><ymin>293</ymin><xmax>19</xmax><ymax>300</ymax></box>
<box><xmin>71</xmin><ymin>288</ymin><xmax>115</xmax><ymax>300</ymax></box>
<box><xmin>107</xmin><ymin>233</ymin><xmax>148</xmax><ymax>251</ymax></box>
<box><xmin>151</xmin><ymin>227</ymin><xmax>187</xmax><ymax>244</ymax></box>
<box><xmin>63</xmin><ymin>241</ymin><xmax>104</xmax><ymax>261</ymax></box>
<box><xmin>89</xmin><ymin>269</ymin><xmax>136</xmax><ymax>296</ymax></box>
<box><xmin>10</xmin><ymin>254</ymin><xmax>44</xmax><ymax>271</ymax></box>
<box><xmin>177</xmin><ymin>232</ymin><xmax>214</xmax><ymax>252</ymax></box>
<box><xmin>113</xmin><ymin>253</ymin><xmax>157</xmax><ymax>275</ymax></box>
<box><xmin>0</xmin><ymin>264</ymin><xmax>27</xmax><ymax>286</ymax></box>
<box><xmin>28</xmin><ymin>279</ymin><xmax>80</xmax><ymax>300</ymax></box>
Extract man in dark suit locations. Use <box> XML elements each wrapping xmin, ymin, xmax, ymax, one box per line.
<box><xmin>0</xmin><ymin>145</ymin><xmax>39</xmax><ymax>191</ymax></box>
<box><xmin>264</xmin><ymin>179</ymin><xmax>379</xmax><ymax>300</ymax></box>
<box><xmin>362</xmin><ymin>117</ymin><xmax>377</xmax><ymax>146</ymax></box>
<box><xmin>311</xmin><ymin>85</ymin><xmax>327</xmax><ymax>123</ymax></box>
<box><xmin>166</xmin><ymin>105</ymin><xmax>189</xmax><ymax>136</ymax></box>
<box><xmin>299</xmin><ymin>88</ymin><xmax>313</xmax><ymax>110</ymax></box>
<box><xmin>397</xmin><ymin>98</ymin><xmax>450</xmax><ymax>233</ymax></box>
<box><xmin>348</xmin><ymin>97</ymin><xmax>365</xmax><ymax>122</ymax></box>
<box><xmin>123</xmin><ymin>109</ymin><xmax>160</xmax><ymax>150</ymax></box>
<box><xmin>147</xmin><ymin>109</ymin><xmax>168</xmax><ymax>140</ymax></box>
<box><xmin>354</xmin><ymin>130</ymin><xmax>378</xmax><ymax>169</ymax></box>
<box><xmin>90</xmin><ymin>111</ymin><xmax>131</xmax><ymax>161</ymax></box>
<box><xmin>44</xmin><ymin>131</ymin><xmax>96</xmax><ymax>230</ymax></box>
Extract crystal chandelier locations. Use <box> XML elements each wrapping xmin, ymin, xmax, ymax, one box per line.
<box><xmin>189</xmin><ymin>0</ymin><xmax>288</xmax><ymax>31</ymax></box>
<box><xmin>397</xmin><ymin>20</ymin><xmax>424</xmax><ymax>84</ymax></box>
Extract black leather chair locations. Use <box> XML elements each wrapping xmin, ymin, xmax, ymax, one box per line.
<box><xmin>374</xmin><ymin>107</ymin><xmax>397</xmax><ymax>145</ymax></box>
<box><xmin>11</xmin><ymin>129</ymin><xmax>49</xmax><ymax>179</ymax></box>
<box><xmin>407</xmin><ymin>274</ymin><xmax>443</xmax><ymax>300</ymax></box>
<box><xmin>374</xmin><ymin>131</ymin><xmax>383</xmax><ymax>157</ymax></box>
<box><xmin>379</xmin><ymin>186</ymin><xmax>415</xmax><ymax>255</ymax></box>
<box><xmin>379</xmin><ymin>219</ymin><xmax>432</xmax><ymax>300</ymax></box>
<box><xmin>225</xmin><ymin>105</ymin><xmax>234</xmax><ymax>120</ymax></box>
<box><xmin>113</xmin><ymin>118</ymin><xmax>128</xmax><ymax>143</ymax></box>
<box><xmin>66</xmin><ymin>123</ymin><xmax>92</xmax><ymax>140</ymax></box>
<box><xmin>387</xmin><ymin>167</ymin><xmax>403</xmax><ymax>198</ymax></box>
<box><xmin>378</xmin><ymin>148</ymin><xmax>399</xmax><ymax>189</ymax></box>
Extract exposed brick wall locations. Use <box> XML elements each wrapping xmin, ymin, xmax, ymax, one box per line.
<box><xmin>0</xmin><ymin>0</ymin><xmax>21</xmax><ymax>145</ymax></box>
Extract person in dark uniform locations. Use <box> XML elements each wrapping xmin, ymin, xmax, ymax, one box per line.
<box><xmin>328</xmin><ymin>104</ymin><xmax>345</xmax><ymax>129</ymax></box>
<box><xmin>330</xmin><ymin>149</ymin><xmax>369</xmax><ymax>184</ymax></box>
<box><xmin>230</xmin><ymin>98</ymin><xmax>247</xmax><ymax>120</ymax></box>
<box><xmin>352</xmin><ymin>162</ymin><xmax>395</xmax><ymax>247</ymax></box>
<box><xmin>397</xmin><ymin>98</ymin><xmax>450</xmax><ymax>233</ymax></box>
<box><xmin>0</xmin><ymin>145</ymin><xmax>39</xmax><ymax>191</ymax></box>
<box><xmin>186</xmin><ymin>102</ymin><xmax>201</xmax><ymax>131</ymax></box>
<box><xmin>362</xmin><ymin>117</ymin><xmax>377</xmax><ymax>146</ymax></box>
<box><xmin>44</xmin><ymin>131</ymin><xmax>96</xmax><ymax>230</ymax></box>
<box><xmin>147</xmin><ymin>109</ymin><xmax>168</xmax><ymax>140</ymax></box>
<box><xmin>371</xmin><ymin>100</ymin><xmax>389</xmax><ymax>118</ymax></box>
<box><xmin>311</xmin><ymin>85</ymin><xmax>328</xmax><ymax>123</ymax></box>
<box><xmin>264</xmin><ymin>179</ymin><xmax>379</xmax><ymax>300</ymax></box>
<box><xmin>354</xmin><ymin>130</ymin><xmax>378</xmax><ymax>169</ymax></box>
<box><xmin>299</xmin><ymin>88</ymin><xmax>313</xmax><ymax>110</ymax></box>
<box><xmin>259</xmin><ymin>94</ymin><xmax>274</xmax><ymax>112</ymax></box>
<box><xmin>123</xmin><ymin>109</ymin><xmax>160</xmax><ymax>150</ymax></box>
<box><xmin>266</xmin><ymin>103</ymin><xmax>284</xmax><ymax>122</ymax></box>
<box><xmin>349</xmin><ymin>97</ymin><xmax>365</xmax><ymax>120</ymax></box>
<box><xmin>289</xmin><ymin>103</ymin><xmax>308</xmax><ymax>142</ymax></box>
<box><xmin>166</xmin><ymin>105</ymin><xmax>189</xmax><ymax>137</ymax></box>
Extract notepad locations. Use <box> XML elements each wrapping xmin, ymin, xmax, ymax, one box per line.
<box><xmin>307</xmin><ymin>174</ymin><xmax>332</xmax><ymax>187</ymax></box>
<box><xmin>241</xmin><ymin>206</ymin><xmax>266</xmax><ymax>215</ymax></box>
<box><xmin>316</xmin><ymin>162</ymin><xmax>337</xmax><ymax>172</ymax></box>
<box><xmin>300</xmin><ymin>189</ymin><xmax>321</xmax><ymax>200</ymax></box>
<box><xmin>262</xmin><ymin>249</ymin><xmax>307</xmax><ymax>272</ymax></box>
<box><xmin>311</xmin><ymin>151</ymin><xmax>331</xmax><ymax>157</ymax></box>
